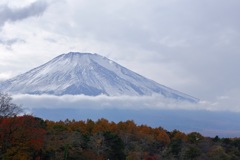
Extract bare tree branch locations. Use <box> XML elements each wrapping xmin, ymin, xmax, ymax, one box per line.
<box><xmin>0</xmin><ymin>93</ymin><xmax>23</xmax><ymax>118</ymax></box>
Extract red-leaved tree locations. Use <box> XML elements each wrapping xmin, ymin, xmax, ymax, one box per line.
<box><xmin>0</xmin><ymin>115</ymin><xmax>46</xmax><ymax>159</ymax></box>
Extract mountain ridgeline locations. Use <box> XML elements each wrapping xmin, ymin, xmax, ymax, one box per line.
<box><xmin>0</xmin><ymin>52</ymin><xmax>198</xmax><ymax>102</ymax></box>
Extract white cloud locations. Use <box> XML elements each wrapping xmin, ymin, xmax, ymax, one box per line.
<box><xmin>12</xmin><ymin>94</ymin><xmax>240</xmax><ymax>113</ymax></box>
<box><xmin>0</xmin><ymin>72</ymin><xmax>13</xmax><ymax>81</ymax></box>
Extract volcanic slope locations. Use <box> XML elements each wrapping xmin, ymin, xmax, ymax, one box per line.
<box><xmin>0</xmin><ymin>52</ymin><xmax>198</xmax><ymax>102</ymax></box>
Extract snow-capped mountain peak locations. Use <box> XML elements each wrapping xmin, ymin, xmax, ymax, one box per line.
<box><xmin>0</xmin><ymin>52</ymin><xmax>198</xmax><ymax>102</ymax></box>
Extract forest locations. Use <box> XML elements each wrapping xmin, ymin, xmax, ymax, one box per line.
<box><xmin>1</xmin><ymin>93</ymin><xmax>240</xmax><ymax>160</ymax></box>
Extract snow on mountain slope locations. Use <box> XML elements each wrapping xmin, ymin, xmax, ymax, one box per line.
<box><xmin>0</xmin><ymin>52</ymin><xmax>198</xmax><ymax>102</ymax></box>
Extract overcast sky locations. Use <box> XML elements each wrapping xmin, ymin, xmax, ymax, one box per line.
<box><xmin>1</xmin><ymin>0</ymin><xmax>240</xmax><ymax>104</ymax></box>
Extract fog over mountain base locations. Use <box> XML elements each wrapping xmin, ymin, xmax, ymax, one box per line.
<box><xmin>13</xmin><ymin>94</ymin><xmax>240</xmax><ymax>138</ymax></box>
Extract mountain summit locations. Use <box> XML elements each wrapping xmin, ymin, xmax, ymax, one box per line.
<box><xmin>0</xmin><ymin>52</ymin><xmax>198</xmax><ymax>102</ymax></box>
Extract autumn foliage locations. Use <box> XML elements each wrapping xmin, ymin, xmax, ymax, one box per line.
<box><xmin>1</xmin><ymin>116</ymin><xmax>240</xmax><ymax>159</ymax></box>
<box><xmin>0</xmin><ymin>115</ymin><xmax>46</xmax><ymax>159</ymax></box>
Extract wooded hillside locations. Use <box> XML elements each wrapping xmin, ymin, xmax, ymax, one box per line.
<box><xmin>1</xmin><ymin>115</ymin><xmax>240</xmax><ymax>160</ymax></box>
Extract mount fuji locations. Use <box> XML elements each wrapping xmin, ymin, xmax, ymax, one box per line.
<box><xmin>0</xmin><ymin>52</ymin><xmax>198</xmax><ymax>102</ymax></box>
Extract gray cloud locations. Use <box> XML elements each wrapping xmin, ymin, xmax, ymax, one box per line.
<box><xmin>0</xmin><ymin>38</ymin><xmax>25</xmax><ymax>47</ymax></box>
<box><xmin>51</xmin><ymin>0</ymin><xmax>240</xmax><ymax>50</ymax></box>
<box><xmin>0</xmin><ymin>1</ymin><xmax>48</xmax><ymax>27</ymax></box>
